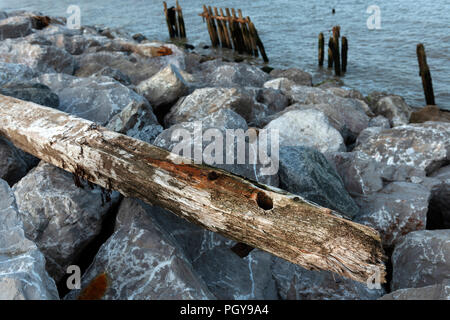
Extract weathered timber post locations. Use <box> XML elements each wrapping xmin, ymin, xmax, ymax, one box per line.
<box><xmin>341</xmin><ymin>36</ymin><xmax>348</xmax><ymax>72</ymax></box>
<box><xmin>231</xmin><ymin>8</ymin><xmax>245</xmax><ymax>54</ymax></box>
<box><xmin>247</xmin><ymin>16</ymin><xmax>258</xmax><ymax>57</ymax></box>
<box><xmin>318</xmin><ymin>33</ymin><xmax>324</xmax><ymax>66</ymax></box>
<box><xmin>225</xmin><ymin>8</ymin><xmax>238</xmax><ymax>50</ymax></box>
<box><xmin>417</xmin><ymin>43</ymin><xmax>436</xmax><ymax>105</ymax></box>
<box><xmin>176</xmin><ymin>1</ymin><xmax>186</xmax><ymax>38</ymax></box>
<box><xmin>213</xmin><ymin>7</ymin><xmax>226</xmax><ymax>48</ymax></box>
<box><xmin>328</xmin><ymin>37</ymin><xmax>334</xmax><ymax>68</ymax></box>
<box><xmin>163</xmin><ymin>2</ymin><xmax>175</xmax><ymax>39</ymax></box>
<box><xmin>248</xmin><ymin>20</ymin><xmax>268</xmax><ymax>62</ymax></box>
<box><xmin>0</xmin><ymin>94</ymin><xmax>386</xmax><ymax>284</ymax></box>
<box><xmin>238</xmin><ymin>9</ymin><xmax>252</xmax><ymax>55</ymax></box>
<box><xmin>220</xmin><ymin>8</ymin><xmax>232</xmax><ymax>49</ymax></box>
<box><xmin>332</xmin><ymin>26</ymin><xmax>341</xmax><ymax>76</ymax></box>
<box><xmin>208</xmin><ymin>6</ymin><xmax>219</xmax><ymax>47</ymax></box>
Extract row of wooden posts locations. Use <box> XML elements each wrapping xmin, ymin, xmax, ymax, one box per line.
<box><xmin>163</xmin><ymin>2</ymin><xmax>268</xmax><ymax>62</ymax></box>
<box><xmin>163</xmin><ymin>1</ymin><xmax>186</xmax><ymax>39</ymax></box>
<box><xmin>199</xmin><ymin>6</ymin><xmax>269</xmax><ymax>63</ymax></box>
<box><xmin>318</xmin><ymin>26</ymin><xmax>348</xmax><ymax>76</ymax></box>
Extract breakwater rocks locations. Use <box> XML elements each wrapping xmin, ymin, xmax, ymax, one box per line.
<box><xmin>0</xmin><ymin>11</ymin><xmax>449</xmax><ymax>300</ymax></box>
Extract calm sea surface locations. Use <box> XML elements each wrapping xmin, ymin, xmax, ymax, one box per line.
<box><xmin>2</xmin><ymin>0</ymin><xmax>449</xmax><ymax>110</ymax></box>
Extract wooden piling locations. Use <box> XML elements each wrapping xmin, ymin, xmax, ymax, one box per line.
<box><xmin>220</xmin><ymin>8</ymin><xmax>232</xmax><ymax>49</ymax></box>
<box><xmin>208</xmin><ymin>6</ymin><xmax>220</xmax><ymax>47</ymax></box>
<box><xmin>203</xmin><ymin>5</ymin><xmax>214</xmax><ymax>45</ymax></box>
<box><xmin>247</xmin><ymin>17</ymin><xmax>258</xmax><ymax>57</ymax></box>
<box><xmin>231</xmin><ymin>8</ymin><xmax>245</xmax><ymax>54</ymax></box>
<box><xmin>341</xmin><ymin>36</ymin><xmax>348</xmax><ymax>72</ymax></box>
<box><xmin>332</xmin><ymin>26</ymin><xmax>341</xmax><ymax>76</ymax></box>
<box><xmin>327</xmin><ymin>37</ymin><xmax>333</xmax><ymax>68</ymax></box>
<box><xmin>248</xmin><ymin>21</ymin><xmax>268</xmax><ymax>62</ymax></box>
<box><xmin>318</xmin><ymin>33</ymin><xmax>324</xmax><ymax>66</ymax></box>
<box><xmin>213</xmin><ymin>7</ymin><xmax>226</xmax><ymax>47</ymax></box>
<box><xmin>417</xmin><ymin>43</ymin><xmax>436</xmax><ymax>105</ymax></box>
<box><xmin>176</xmin><ymin>1</ymin><xmax>186</xmax><ymax>38</ymax></box>
<box><xmin>163</xmin><ymin>2</ymin><xmax>175</xmax><ymax>39</ymax></box>
<box><xmin>238</xmin><ymin>9</ymin><xmax>252</xmax><ymax>55</ymax></box>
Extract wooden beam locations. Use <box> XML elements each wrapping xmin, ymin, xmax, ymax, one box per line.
<box><xmin>0</xmin><ymin>95</ymin><xmax>386</xmax><ymax>284</ymax></box>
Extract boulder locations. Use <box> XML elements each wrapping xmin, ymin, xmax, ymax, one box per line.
<box><xmin>391</xmin><ymin>230</ymin><xmax>450</xmax><ymax>291</ymax></box>
<box><xmin>354</xmin><ymin>182</ymin><xmax>431</xmax><ymax>247</ymax></box>
<box><xmin>0</xmin><ymin>178</ymin><xmax>59</xmax><ymax>300</ymax></box>
<box><xmin>380</xmin><ymin>280</ymin><xmax>450</xmax><ymax>300</ymax></box>
<box><xmin>13</xmin><ymin>162</ymin><xmax>120</xmax><ymax>282</ymax></box>
<box><xmin>0</xmin><ymin>82</ymin><xmax>59</xmax><ymax>108</ymax></box>
<box><xmin>371</xmin><ymin>95</ymin><xmax>412</xmax><ymax>127</ymax></box>
<box><xmin>199</xmin><ymin>60</ymin><xmax>270</xmax><ymax>88</ymax></box>
<box><xmin>410</xmin><ymin>105</ymin><xmax>450</xmax><ymax>124</ymax></box>
<box><xmin>354</xmin><ymin>122</ymin><xmax>450</xmax><ymax>176</ymax></box>
<box><xmin>269</xmin><ymin>68</ymin><xmax>312</xmax><ymax>86</ymax></box>
<box><xmin>368</xmin><ymin>115</ymin><xmax>391</xmax><ymax>128</ymax></box>
<box><xmin>0</xmin><ymin>38</ymin><xmax>76</xmax><ymax>74</ymax></box>
<box><xmin>264</xmin><ymin>109</ymin><xmax>346</xmax><ymax>153</ymax></box>
<box><xmin>75</xmin><ymin>42</ymin><xmax>186</xmax><ymax>84</ymax></box>
<box><xmin>284</xmin><ymin>103</ymin><xmax>370</xmax><ymax>142</ymax></box>
<box><xmin>65</xmin><ymin>198</ymin><xmax>214</xmax><ymax>300</ymax></box>
<box><xmin>427</xmin><ymin>166</ymin><xmax>450</xmax><ymax>229</ymax></box>
<box><xmin>0</xmin><ymin>62</ymin><xmax>37</xmax><ymax>86</ymax></box>
<box><xmin>0</xmin><ymin>137</ymin><xmax>31</xmax><ymax>186</ymax></box>
<box><xmin>326</xmin><ymin>151</ymin><xmax>425</xmax><ymax>196</ymax></box>
<box><xmin>0</xmin><ymin>16</ymin><xmax>33</xmax><ymax>40</ymax></box>
<box><xmin>271</xmin><ymin>258</ymin><xmax>384</xmax><ymax>300</ymax></box>
<box><xmin>141</xmin><ymin>201</ymin><xmax>278</xmax><ymax>299</ymax></box>
<box><xmin>164</xmin><ymin>87</ymin><xmax>265</xmax><ymax>127</ymax></box>
<box><xmin>106</xmin><ymin>100</ymin><xmax>162</xmax><ymax>144</ymax></box>
<box><xmin>263</xmin><ymin>77</ymin><xmax>296</xmax><ymax>92</ymax></box>
<box><xmin>136</xmin><ymin>64</ymin><xmax>189</xmax><ymax>111</ymax></box>
<box><xmin>36</xmin><ymin>73</ymin><xmax>150</xmax><ymax>125</ymax></box>
<box><xmin>278</xmin><ymin>146</ymin><xmax>359</xmax><ymax>218</ymax></box>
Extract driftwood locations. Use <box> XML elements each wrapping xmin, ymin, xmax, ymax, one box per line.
<box><xmin>0</xmin><ymin>94</ymin><xmax>386</xmax><ymax>284</ymax></box>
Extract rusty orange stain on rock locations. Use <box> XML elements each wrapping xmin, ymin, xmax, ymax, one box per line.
<box><xmin>78</xmin><ymin>273</ymin><xmax>108</xmax><ymax>300</ymax></box>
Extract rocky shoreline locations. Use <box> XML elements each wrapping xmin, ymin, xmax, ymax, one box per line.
<box><xmin>0</xmin><ymin>10</ymin><xmax>449</xmax><ymax>300</ymax></box>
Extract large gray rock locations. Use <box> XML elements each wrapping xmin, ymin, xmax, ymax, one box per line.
<box><xmin>199</xmin><ymin>60</ymin><xmax>270</xmax><ymax>88</ymax></box>
<box><xmin>354</xmin><ymin>182</ymin><xmax>431</xmax><ymax>247</ymax></box>
<box><xmin>0</xmin><ymin>82</ymin><xmax>59</xmax><ymax>108</ymax></box>
<box><xmin>271</xmin><ymin>258</ymin><xmax>384</xmax><ymax>300</ymax></box>
<box><xmin>270</xmin><ymin>68</ymin><xmax>312</xmax><ymax>86</ymax></box>
<box><xmin>65</xmin><ymin>198</ymin><xmax>214</xmax><ymax>300</ymax></box>
<box><xmin>13</xmin><ymin>162</ymin><xmax>120</xmax><ymax>282</ymax></box>
<box><xmin>427</xmin><ymin>166</ymin><xmax>450</xmax><ymax>229</ymax></box>
<box><xmin>391</xmin><ymin>230</ymin><xmax>450</xmax><ymax>291</ymax></box>
<box><xmin>0</xmin><ymin>179</ymin><xmax>59</xmax><ymax>300</ymax></box>
<box><xmin>0</xmin><ymin>62</ymin><xmax>37</xmax><ymax>86</ymax></box>
<box><xmin>380</xmin><ymin>280</ymin><xmax>450</xmax><ymax>300</ymax></box>
<box><xmin>106</xmin><ymin>101</ymin><xmax>162</xmax><ymax>144</ymax></box>
<box><xmin>281</xmin><ymin>103</ymin><xmax>369</xmax><ymax>142</ymax></box>
<box><xmin>164</xmin><ymin>87</ymin><xmax>267</xmax><ymax>128</ymax></box>
<box><xmin>278</xmin><ymin>146</ymin><xmax>359</xmax><ymax>218</ymax></box>
<box><xmin>368</xmin><ymin>115</ymin><xmax>391</xmax><ymax>129</ymax></box>
<box><xmin>371</xmin><ymin>95</ymin><xmax>412</xmax><ymax>127</ymax></box>
<box><xmin>0</xmin><ymin>38</ymin><xmax>76</xmax><ymax>74</ymax></box>
<box><xmin>264</xmin><ymin>109</ymin><xmax>346</xmax><ymax>153</ymax></box>
<box><xmin>327</xmin><ymin>151</ymin><xmax>425</xmax><ymax>196</ymax></box>
<box><xmin>154</xmin><ymin>119</ymin><xmax>279</xmax><ymax>187</ymax></box>
<box><xmin>142</xmin><ymin>202</ymin><xmax>278</xmax><ymax>300</ymax></box>
<box><xmin>0</xmin><ymin>16</ymin><xmax>33</xmax><ymax>40</ymax></box>
<box><xmin>136</xmin><ymin>64</ymin><xmax>188</xmax><ymax>111</ymax></box>
<box><xmin>0</xmin><ymin>137</ymin><xmax>30</xmax><ymax>186</ymax></box>
<box><xmin>354</xmin><ymin>122</ymin><xmax>450</xmax><ymax>175</ymax></box>
<box><xmin>36</xmin><ymin>73</ymin><xmax>150</xmax><ymax>125</ymax></box>
<box><xmin>75</xmin><ymin>42</ymin><xmax>186</xmax><ymax>85</ymax></box>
